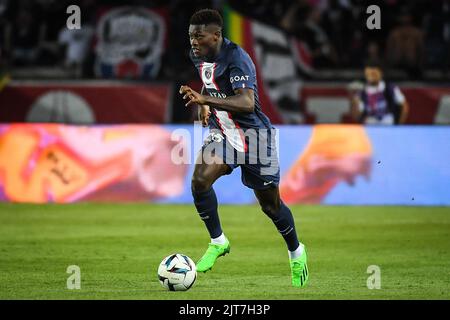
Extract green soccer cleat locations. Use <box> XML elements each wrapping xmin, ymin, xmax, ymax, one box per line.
<box><xmin>196</xmin><ymin>239</ymin><xmax>230</xmax><ymax>272</ymax></box>
<box><xmin>290</xmin><ymin>244</ymin><xmax>309</xmax><ymax>287</ymax></box>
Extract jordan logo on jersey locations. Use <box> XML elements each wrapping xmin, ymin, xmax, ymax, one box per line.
<box><xmin>201</xmin><ymin>62</ymin><xmax>219</xmax><ymax>90</ymax></box>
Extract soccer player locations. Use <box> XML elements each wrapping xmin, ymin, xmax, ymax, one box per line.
<box><xmin>179</xmin><ymin>9</ymin><xmax>308</xmax><ymax>287</ymax></box>
<box><xmin>349</xmin><ymin>61</ymin><xmax>409</xmax><ymax>125</ymax></box>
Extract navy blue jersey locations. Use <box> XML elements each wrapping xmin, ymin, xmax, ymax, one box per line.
<box><xmin>359</xmin><ymin>81</ymin><xmax>405</xmax><ymax>124</ymax></box>
<box><xmin>190</xmin><ymin>38</ymin><xmax>274</xmax><ymax>151</ymax></box>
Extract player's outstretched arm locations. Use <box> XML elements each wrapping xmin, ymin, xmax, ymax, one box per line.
<box><xmin>179</xmin><ymin>85</ymin><xmax>255</xmax><ymax>113</ymax></box>
<box><xmin>399</xmin><ymin>100</ymin><xmax>409</xmax><ymax>124</ymax></box>
<box><xmin>349</xmin><ymin>95</ymin><xmax>361</xmax><ymax>123</ymax></box>
<box><xmin>347</xmin><ymin>81</ymin><xmax>363</xmax><ymax>123</ymax></box>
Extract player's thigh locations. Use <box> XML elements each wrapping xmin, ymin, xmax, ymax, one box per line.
<box><xmin>192</xmin><ymin>153</ymin><xmax>230</xmax><ymax>191</ymax></box>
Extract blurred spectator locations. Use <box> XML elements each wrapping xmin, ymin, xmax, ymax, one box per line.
<box><xmin>385</xmin><ymin>10</ymin><xmax>424</xmax><ymax>79</ymax></box>
<box><xmin>364</xmin><ymin>40</ymin><xmax>383</xmax><ymax>67</ymax></box>
<box><xmin>57</xmin><ymin>0</ymin><xmax>96</xmax><ymax>78</ymax></box>
<box><xmin>0</xmin><ymin>0</ymin><xmax>8</xmax><ymax>68</ymax></box>
<box><xmin>349</xmin><ymin>61</ymin><xmax>409</xmax><ymax>125</ymax></box>
<box><xmin>6</xmin><ymin>1</ymin><xmax>45</xmax><ymax>66</ymax></box>
<box><xmin>423</xmin><ymin>0</ymin><xmax>450</xmax><ymax>72</ymax></box>
<box><xmin>321</xmin><ymin>0</ymin><xmax>354</xmax><ymax>67</ymax></box>
<box><xmin>37</xmin><ymin>0</ymin><xmax>71</xmax><ymax>66</ymax></box>
<box><xmin>58</xmin><ymin>25</ymin><xmax>95</xmax><ymax>77</ymax></box>
<box><xmin>280</xmin><ymin>1</ymin><xmax>338</xmax><ymax>68</ymax></box>
<box><xmin>280</xmin><ymin>0</ymin><xmax>311</xmax><ymax>33</ymax></box>
<box><xmin>229</xmin><ymin>0</ymin><xmax>288</xmax><ymax>27</ymax></box>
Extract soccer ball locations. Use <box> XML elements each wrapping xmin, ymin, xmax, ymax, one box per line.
<box><xmin>157</xmin><ymin>253</ymin><xmax>197</xmax><ymax>291</ymax></box>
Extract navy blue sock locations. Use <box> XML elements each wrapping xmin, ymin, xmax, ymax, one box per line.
<box><xmin>271</xmin><ymin>202</ymin><xmax>300</xmax><ymax>251</ymax></box>
<box><xmin>192</xmin><ymin>187</ymin><xmax>223</xmax><ymax>239</ymax></box>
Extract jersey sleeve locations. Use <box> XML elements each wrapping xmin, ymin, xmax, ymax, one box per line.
<box><xmin>393</xmin><ymin>86</ymin><xmax>406</xmax><ymax>104</ymax></box>
<box><xmin>358</xmin><ymin>91</ymin><xmax>366</xmax><ymax>112</ymax></box>
<box><xmin>229</xmin><ymin>48</ymin><xmax>257</xmax><ymax>91</ymax></box>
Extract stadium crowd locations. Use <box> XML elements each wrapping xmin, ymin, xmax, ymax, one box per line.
<box><xmin>0</xmin><ymin>0</ymin><xmax>449</xmax><ymax>81</ymax></box>
<box><xmin>232</xmin><ymin>0</ymin><xmax>449</xmax><ymax>78</ymax></box>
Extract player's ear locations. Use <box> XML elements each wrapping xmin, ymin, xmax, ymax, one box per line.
<box><xmin>214</xmin><ymin>29</ymin><xmax>222</xmax><ymax>40</ymax></box>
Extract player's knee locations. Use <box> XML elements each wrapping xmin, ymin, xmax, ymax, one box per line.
<box><xmin>191</xmin><ymin>174</ymin><xmax>212</xmax><ymax>192</ymax></box>
<box><xmin>261</xmin><ymin>203</ymin><xmax>280</xmax><ymax>219</ymax></box>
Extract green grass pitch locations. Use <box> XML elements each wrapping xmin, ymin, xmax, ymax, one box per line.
<box><xmin>0</xmin><ymin>203</ymin><xmax>449</xmax><ymax>299</ymax></box>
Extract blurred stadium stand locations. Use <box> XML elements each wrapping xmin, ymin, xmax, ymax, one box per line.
<box><xmin>1</xmin><ymin>0</ymin><xmax>449</xmax><ymax>124</ymax></box>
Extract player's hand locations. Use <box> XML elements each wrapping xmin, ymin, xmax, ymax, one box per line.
<box><xmin>347</xmin><ymin>81</ymin><xmax>364</xmax><ymax>96</ymax></box>
<box><xmin>179</xmin><ymin>85</ymin><xmax>207</xmax><ymax>107</ymax></box>
<box><xmin>199</xmin><ymin>105</ymin><xmax>211</xmax><ymax>127</ymax></box>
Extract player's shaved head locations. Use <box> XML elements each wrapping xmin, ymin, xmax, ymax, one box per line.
<box><xmin>188</xmin><ymin>9</ymin><xmax>224</xmax><ymax>60</ymax></box>
<box><xmin>189</xmin><ymin>23</ymin><xmax>221</xmax><ymax>36</ymax></box>
<box><xmin>190</xmin><ymin>9</ymin><xmax>223</xmax><ymax>29</ymax></box>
